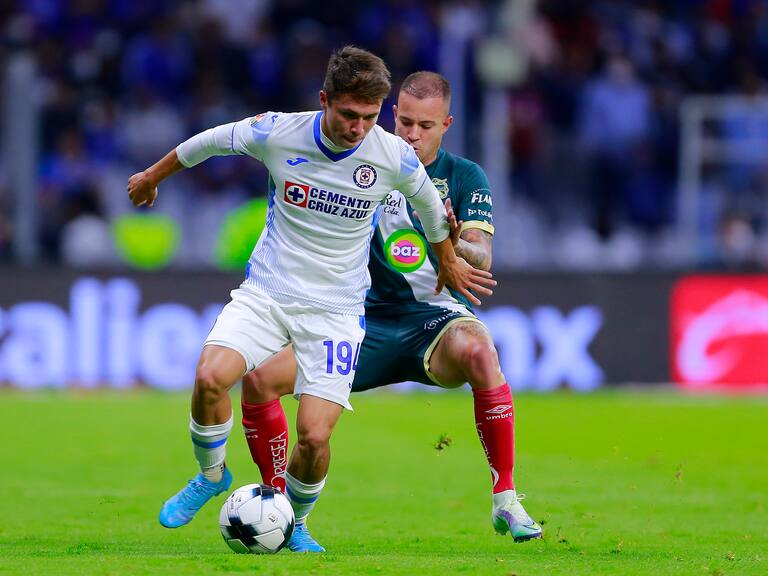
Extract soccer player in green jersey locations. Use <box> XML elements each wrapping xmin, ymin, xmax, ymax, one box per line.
<box><xmin>240</xmin><ymin>71</ymin><xmax>541</xmax><ymax>547</ymax></box>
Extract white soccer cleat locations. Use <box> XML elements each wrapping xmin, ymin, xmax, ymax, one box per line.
<box><xmin>491</xmin><ymin>490</ymin><xmax>542</xmax><ymax>542</ymax></box>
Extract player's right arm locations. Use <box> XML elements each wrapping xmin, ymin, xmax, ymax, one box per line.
<box><xmin>128</xmin><ymin>114</ymin><xmax>276</xmax><ymax>207</ymax></box>
<box><xmin>127</xmin><ymin>150</ymin><xmax>184</xmax><ymax>207</ymax></box>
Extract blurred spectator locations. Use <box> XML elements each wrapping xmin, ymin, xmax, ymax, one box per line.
<box><xmin>579</xmin><ymin>55</ymin><xmax>650</xmax><ymax>239</ymax></box>
<box><xmin>60</xmin><ymin>184</ymin><xmax>114</xmax><ymax>268</ymax></box>
<box><xmin>118</xmin><ymin>85</ymin><xmax>186</xmax><ymax>165</ymax></box>
<box><xmin>4</xmin><ymin>0</ymin><xmax>768</xmax><ymax>269</ymax></box>
<box><xmin>0</xmin><ymin>199</ymin><xmax>11</xmax><ymax>262</ymax></box>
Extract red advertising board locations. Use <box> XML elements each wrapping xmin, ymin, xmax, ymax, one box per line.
<box><xmin>671</xmin><ymin>275</ymin><xmax>768</xmax><ymax>390</ymax></box>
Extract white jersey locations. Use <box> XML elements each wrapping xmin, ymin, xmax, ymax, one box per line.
<box><xmin>176</xmin><ymin>111</ymin><xmax>449</xmax><ymax>315</ymax></box>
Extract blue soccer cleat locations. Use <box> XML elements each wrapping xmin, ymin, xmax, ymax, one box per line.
<box><xmin>287</xmin><ymin>523</ymin><xmax>325</xmax><ymax>552</ymax></box>
<box><xmin>158</xmin><ymin>468</ymin><xmax>233</xmax><ymax>528</ymax></box>
<box><xmin>492</xmin><ymin>490</ymin><xmax>542</xmax><ymax>542</ymax></box>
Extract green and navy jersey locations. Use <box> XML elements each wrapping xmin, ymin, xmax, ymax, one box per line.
<box><xmin>365</xmin><ymin>148</ymin><xmax>494</xmax><ymax>316</ymax></box>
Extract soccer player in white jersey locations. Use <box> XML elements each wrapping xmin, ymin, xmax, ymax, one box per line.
<box><xmin>126</xmin><ymin>47</ymin><xmax>495</xmax><ymax>552</ymax></box>
<box><xmin>241</xmin><ymin>72</ymin><xmax>542</xmax><ymax>544</ymax></box>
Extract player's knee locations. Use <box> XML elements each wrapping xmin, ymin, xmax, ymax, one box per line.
<box><xmin>242</xmin><ymin>370</ymin><xmax>273</xmax><ymax>403</ymax></box>
<box><xmin>295</xmin><ymin>428</ymin><xmax>331</xmax><ymax>455</ymax></box>
<box><xmin>460</xmin><ymin>340</ymin><xmax>500</xmax><ymax>384</ymax></box>
<box><xmin>460</xmin><ymin>339</ymin><xmax>494</xmax><ymax>368</ymax></box>
<box><xmin>194</xmin><ymin>366</ymin><xmax>228</xmax><ymax>405</ymax></box>
<box><xmin>245</xmin><ymin>368</ymin><xmax>267</xmax><ymax>390</ymax></box>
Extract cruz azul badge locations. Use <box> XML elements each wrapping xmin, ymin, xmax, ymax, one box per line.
<box><xmin>353</xmin><ymin>164</ymin><xmax>377</xmax><ymax>189</ymax></box>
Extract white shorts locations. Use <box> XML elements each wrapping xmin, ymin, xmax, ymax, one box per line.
<box><xmin>205</xmin><ymin>284</ymin><xmax>365</xmax><ymax>410</ymax></box>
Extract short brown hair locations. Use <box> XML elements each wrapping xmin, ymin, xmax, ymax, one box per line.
<box><xmin>323</xmin><ymin>46</ymin><xmax>391</xmax><ymax>103</ymax></box>
<box><xmin>400</xmin><ymin>71</ymin><xmax>451</xmax><ymax>102</ymax></box>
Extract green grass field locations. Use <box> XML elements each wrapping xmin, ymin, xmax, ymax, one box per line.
<box><xmin>1</xmin><ymin>390</ymin><xmax>766</xmax><ymax>576</ymax></box>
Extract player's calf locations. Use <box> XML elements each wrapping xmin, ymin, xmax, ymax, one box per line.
<box><xmin>242</xmin><ymin>399</ymin><xmax>289</xmax><ymax>492</ymax></box>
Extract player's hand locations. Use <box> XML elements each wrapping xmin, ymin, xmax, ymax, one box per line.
<box><xmin>445</xmin><ymin>198</ymin><xmax>462</xmax><ymax>247</ymax></box>
<box><xmin>127</xmin><ymin>170</ymin><xmax>158</xmax><ymax>208</ymax></box>
<box><xmin>435</xmin><ymin>256</ymin><xmax>496</xmax><ymax>306</ymax></box>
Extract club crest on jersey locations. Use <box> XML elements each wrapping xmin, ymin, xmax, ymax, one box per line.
<box><xmin>250</xmin><ymin>113</ymin><xmax>266</xmax><ymax>125</ymax></box>
<box><xmin>353</xmin><ymin>164</ymin><xmax>377</xmax><ymax>189</ymax></box>
<box><xmin>384</xmin><ymin>229</ymin><xmax>427</xmax><ymax>273</ymax></box>
<box><xmin>284</xmin><ymin>181</ymin><xmax>309</xmax><ymax>207</ymax></box>
<box><xmin>432</xmin><ymin>177</ymin><xmax>449</xmax><ymax>199</ymax></box>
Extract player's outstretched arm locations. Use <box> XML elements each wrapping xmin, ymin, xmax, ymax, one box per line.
<box><xmin>431</xmin><ymin>238</ymin><xmax>496</xmax><ymax>306</ymax></box>
<box><xmin>127</xmin><ymin>149</ymin><xmax>184</xmax><ymax>208</ymax></box>
<box><xmin>128</xmin><ymin>118</ymin><xmax>259</xmax><ymax>208</ymax></box>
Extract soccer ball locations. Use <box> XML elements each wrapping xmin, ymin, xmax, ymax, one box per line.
<box><xmin>219</xmin><ymin>484</ymin><xmax>295</xmax><ymax>554</ymax></box>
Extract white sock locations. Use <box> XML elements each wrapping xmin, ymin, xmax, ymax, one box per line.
<box><xmin>285</xmin><ymin>472</ymin><xmax>326</xmax><ymax>524</ymax></box>
<box><xmin>190</xmin><ymin>413</ymin><xmax>233</xmax><ymax>482</ymax></box>
<box><xmin>493</xmin><ymin>489</ymin><xmax>517</xmax><ymax>508</ymax></box>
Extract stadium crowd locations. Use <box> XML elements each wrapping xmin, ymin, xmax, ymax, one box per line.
<box><xmin>1</xmin><ymin>0</ymin><xmax>767</xmax><ymax>268</ymax></box>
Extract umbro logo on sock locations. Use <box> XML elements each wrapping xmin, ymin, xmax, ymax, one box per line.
<box><xmin>485</xmin><ymin>404</ymin><xmax>513</xmax><ymax>415</ymax></box>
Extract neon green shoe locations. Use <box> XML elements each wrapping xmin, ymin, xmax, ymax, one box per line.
<box><xmin>492</xmin><ymin>490</ymin><xmax>542</xmax><ymax>542</ymax></box>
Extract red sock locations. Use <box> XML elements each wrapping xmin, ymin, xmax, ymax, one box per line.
<box><xmin>472</xmin><ymin>384</ymin><xmax>515</xmax><ymax>493</ymax></box>
<box><xmin>241</xmin><ymin>399</ymin><xmax>289</xmax><ymax>492</ymax></box>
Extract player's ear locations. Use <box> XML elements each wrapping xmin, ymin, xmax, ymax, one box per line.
<box><xmin>319</xmin><ymin>90</ymin><xmax>328</xmax><ymax>109</ymax></box>
<box><xmin>392</xmin><ymin>104</ymin><xmax>398</xmax><ymax>122</ymax></box>
<box><xmin>442</xmin><ymin>114</ymin><xmax>453</xmax><ymax>134</ymax></box>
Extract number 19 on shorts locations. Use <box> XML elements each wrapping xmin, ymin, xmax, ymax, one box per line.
<box><xmin>323</xmin><ymin>340</ymin><xmax>361</xmax><ymax>375</ymax></box>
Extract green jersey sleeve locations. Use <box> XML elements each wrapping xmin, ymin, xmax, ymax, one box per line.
<box><xmin>455</xmin><ymin>161</ymin><xmax>494</xmax><ymax>236</ymax></box>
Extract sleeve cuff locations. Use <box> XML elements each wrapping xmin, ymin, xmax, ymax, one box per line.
<box><xmin>175</xmin><ymin>144</ymin><xmax>194</xmax><ymax>168</ymax></box>
<box><xmin>460</xmin><ymin>220</ymin><xmax>495</xmax><ymax>236</ymax></box>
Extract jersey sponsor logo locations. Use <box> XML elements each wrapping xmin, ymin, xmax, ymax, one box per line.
<box><xmin>308</xmin><ymin>186</ymin><xmax>373</xmax><ymax>219</ymax></box>
<box><xmin>284</xmin><ymin>181</ymin><xmax>309</xmax><ymax>207</ymax></box>
<box><xmin>286</xmin><ymin>157</ymin><xmax>308</xmax><ymax>166</ymax></box>
<box><xmin>471</xmin><ymin>191</ymin><xmax>492</xmax><ymax>205</ymax></box>
<box><xmin>467</xmin><ymin>208</ymin><xmax>492</xmax><ymax>220</ymax></box>
<box><xmin>285</xmin><ymin>180</ymin><xmax>375</xmax><ymax>218</ymax></box>
<box><xmin>383</xmin><ymin>192</ymin><xmax>403</xmax><ymax>215</ymax></box>
<box><xmin>432</xmin><ymin>177</ymin><xmax>449</xmax><ymax>199</ymax></box>
<box><xmin>353</xmin><ymin>164</ymin><xmax>377</xmax><ymax>189</ymax></box>
<box><xmin>384</xmin><ymin>229</ymin><xmax>427</xmax><ymax>273</ymax></box>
